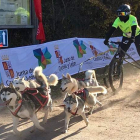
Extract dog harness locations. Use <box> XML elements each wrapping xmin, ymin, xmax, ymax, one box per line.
<box><xmin>73</xmin><ymin>89</ymin><xmax>87</xmax><ymax>101</ymax></box>
<box><xmin>76</xmin><ymin>78</ymin><xmax>90</xmax><ymax>81</ymax></box>
<box><xmin>68</xmin><ymin>108</ymin><xmax>78</xmax><ymax>116</ymax></box>
<box><xmin>9</xmin><ymin>99</ymin><xmax>23</xmax><ymax>118</ymax></box>
<box><xmin>9</xmin><ymin>87</ymin><xmax>49</xmax><ymax>118</ymax></box>
<box><xmin>22</xmin><ymin>87</ymin><xmax>49</xmax><ymax>113</ymax></box>
<box><xmin>67</xmin><ymin>89</ymin><xmax>87</xmax><ymax>115</ymax></box>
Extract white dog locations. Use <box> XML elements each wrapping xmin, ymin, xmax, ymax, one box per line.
<box><xmin>13</xmin><ymin>66</ymin><xmax>58</xmax><ymax>93</ymax></box>
<box><xmin>77</xmin><ymin>70</ymin><xmax>99</xmax><ymax>89</ymax></box>
<box><xmin>0</xmin><ymin>82</ymin><xmax>52</xmax><ymax>135</ymax></box>
<box><xmin>61</xmin><ymin>73</ymin><xmax>107</xmax><ymax>115</ymax></box>
<box><xmin>63</xmin><ymin>93</ymin><xmax>89</xmax><ymax>133</ymax></box>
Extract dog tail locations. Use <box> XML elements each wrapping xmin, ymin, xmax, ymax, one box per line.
<box><xmin>33</xmin><ymin>66</ymin><xmax>43</xmax><ymax>76</ymax></box>
<box><xmin>86</xmin><ymin>86</ymin><xmax>107</xmax><ymax>95</ymax></box>
<box><xmin>33</xmin><ymin>66</ymin><xmax>48</xmax><ymax>88</ymax></box>
<box><xmin>47</xmin><ymin>74</ymin><xmax>58</xmax><ymax>86</ymax></box>
<box><xmin>85</xmin><ymin>70</ymin><xmax>96</xmax><ymax>80</ymax></box>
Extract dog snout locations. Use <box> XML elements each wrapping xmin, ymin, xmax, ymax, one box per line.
<box><xmin>15</xmin><ymin>87</ymin><xmax>20</xmax><ymax>91</ymax></box>
<box><xmin>68</xmin><ymin>107</ymin><xmax>70</xmax><ymax>112</ymax></box>
<box><xmin>60</xmin><ymin>87</ymin><xmax>62</xmax><ymax>90</ymax></box>
<box><xmin>3</xmin><ymin>98</ymin><xmax>6</xmax><ymax>101</ymax></box>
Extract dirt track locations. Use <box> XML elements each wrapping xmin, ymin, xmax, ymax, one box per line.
<box><xmin>1</xmin><ymin>63</ymin><xmax>140</xmax><ymax>140</ymax></box>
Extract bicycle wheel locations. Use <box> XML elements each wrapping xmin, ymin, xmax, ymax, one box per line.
<box><xmin>109</xmin><ymin>58</ymin><xmax>123</xmax><ymax>92</ymax></box>
<box><xmin>103</xmin><ymin>77</ymin><xmax>110</xmax><ymax>88</ymax></box>
<box><xmin>102</xmin><ymin>65</ymin><xmax>110</xmax><ymax>88</ymax></box>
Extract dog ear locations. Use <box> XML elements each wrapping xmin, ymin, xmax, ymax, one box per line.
<box><xmin>9</xmin><ymin>82</ymin><xmax>14</xmax><ymax>88</ymax></box>
<box><xmin>0</xmin><ymin>83</ymin><xmax>5</xmax><ymax>90</ymax></box>
<box><xmin>71</xmin><ymin>93</ymin><xmax>76</xmax><ymax>99</ymax></box>
<box><xmin>21</xmin><ymin>77</ymin><xmax>25</xmax><ymax>81</ymax></box>
<box><xmin>64</xmin><ymin>92</ymin><xmax>69</xmax><ymax>98</ymax></box>
<box><xmin>14</xmin><ymin>76</ymin><xmax>19</xmax><ymax>79</ymax></box>
<box><xmin>16</xmin><ymin>76</ymin><xmax>19</xmax><ymax>79</ymax></box>
<box><xmin>62</xmin><ymin>74</ymin><xmax>65</xmax><ymax>78</ymax></box>
<box><xmin>66</xmin><ymin>73</ymin><xmax>71</xmax><ymax>80</ymax></box>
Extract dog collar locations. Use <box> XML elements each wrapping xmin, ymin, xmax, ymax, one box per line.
<box><xmin>76</xmin><ymin>78</ymin><xmax>85</xmax><ymax>81</ymax></box>
<box><xmin>69</xmin><ymin>108</ymin><xmax>78</xmax><ymax>116</ymax></box>
<box><xmin>84</xmin><ymin>78</ymin><xmax>90</xmax><ymax>80</ymax></box>
<box><xmin>76</xmin><ymin>78</ymin><xmax>90</xmax><ymax>81</ymax></box>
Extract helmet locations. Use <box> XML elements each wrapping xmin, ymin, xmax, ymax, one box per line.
<box><xmin>117</xmin><ymin>4</ymin><xmax>131</xmax><ymax>16</ymax></box>
<box><xmin>117</xmin><ymin>4</ymin><xmax>131</xmax><ymax>21</ymax></box>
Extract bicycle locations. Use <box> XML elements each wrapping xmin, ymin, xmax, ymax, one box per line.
<box><xmin>104</xmin><ymin>41</ymin><xmax>123</xmax><ymax>92</ymax></box>
<box><xmin>104</xmin><ymin>41</ymin><xmax>140</xmax><ymax>92</ymax></box>
<box><xmin>79</xmin><ymin>41</ymin><xmax>140</xmax><ymax>92</ymax></box>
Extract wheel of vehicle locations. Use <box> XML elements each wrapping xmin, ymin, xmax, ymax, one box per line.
<box><xmin>103</xmin><ymin>77</ymin><xmax>110</xmax><ymax>88</ymax></box>
<box><xmin>102</xmin><ymin>65</ymin><xmax>110</xmax><ymax>88</ymax></box>
<box><xmin>109</xmin><ymin>58</ymin><xmax>123</xmax><ymax>92</ymax></box>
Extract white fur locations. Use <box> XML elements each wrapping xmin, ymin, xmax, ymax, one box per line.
<box><xmin>13</xmin><ymin>66</ymin><xmax>58</xmax><ymax>92</ymax></box>
<box><xmin>33</xmin><ymin>66</ymin><xmax>49</xmax><ymax>88</ymax></box>
<box><xmin>0</xmin><ymin>83</ymin><xmax>52</xmax><ymax>135</ymax></box>
<box><xmin>84</xmin><ymin>70</ymin><xmax>99</xmax><ymax>87</ymax></box>
<box><xmin>61</xmin><ymin>73</ymin><xmax>107</xmax><ymax>115</ymax></box>
<box><xmin>33</xmin><ymin>66</ymin><xmax>43</xmax><ymax>76</ymax></box>
<box><xmin>85</xmin><ymin>70</ymin><xmax>96</xmax><ymax>80</ymax></box>
<box><xmin>47</xmin><ymin>74</ymin><xmax>58</xmax><ymax>86</ymax></box>
<box><xmin>33</xmin><ymin>66</ymin><xmax>58</xmax><ymax>88</ymax></box>
<box><xmin>63</xmin><ymin>94</ymin><xmax>88</xmax><ymax>133</ymax></box>
<box><xmin>13</xmin><ymin>77</ymin><xmax>32</xmax><ymax>92</ymax></box>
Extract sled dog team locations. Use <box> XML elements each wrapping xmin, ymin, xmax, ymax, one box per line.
<box><xmin>0</xmin><ymin>66</ymin><xmax>107</xmax><ymax>135</ymax></box>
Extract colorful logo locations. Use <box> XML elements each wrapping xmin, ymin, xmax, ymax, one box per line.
<box><xmin>54</xmin><ymin>45</ymin><xmax>63</xmax><ymax>64</ymax></box>
<box><xmin>90</xmin><ymin>44</ymin><xmax>98</xmax><ymax>57</ymax></box>
<box><xmin>108</xmin><ymin>43</ymin><xmax>117</xmax><ymax>55</ymax></box>
<box><xmin>89</xmin><ymin>44</ymin><xmax>111</xmax><ymax>61</ymax></box>
<box><xmin>73</xmin><ymin>39</ymin><xmax>86</xmax><ymax>58</ymax></box>
<box><xmin>1</xmin><ymin>55</ymin><xmax>14</xmax><ymax>79</ymax></box>
<box><xmin>33</xmin><ymin>47</ymin><xmax>52</xmax><ymax>69</ymax></box>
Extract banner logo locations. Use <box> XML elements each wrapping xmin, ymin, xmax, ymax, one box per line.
<box><xmin>1</xmin><ymin>55</ymin><xmax>14</xmax><ymax>79</ymax></box>
<box><xmin>33</xmin><ymin>47</ymin><xmax>52</xmax><ymax>69</ymax></box>
<box><xmin>73</xmin><ymin>39</ymin><xmax>86</xmax><ymax>58</ymax></box>
<box><xmin>54</xmin><ymin>45</ymin><xmax>63</xmax><ymax>64</ymax></box>
<box><xmin>90</xmin><ymin>44</ymin><xmax>98</xmax><ymax>57</ymax></box>
<box><xmin>89</xmin><ymin>43</ymin><xmax>111</xmax><ymax>61</ymax></box>
<box><xmin>108</xmin><ymin>42</ymin><xmax>118</xmax><ymax>55</ymax></box>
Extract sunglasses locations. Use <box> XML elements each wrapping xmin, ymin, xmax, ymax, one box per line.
<box><xmin>118</xmin><ymin>12</ymin><xmax>127</xmax><ymax>16</ymax></box>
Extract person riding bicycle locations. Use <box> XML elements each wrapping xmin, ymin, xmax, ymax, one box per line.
<box><xmin>104</xmin><ymin>4</ymin><xmax>140</xmax><ymax>58</ymax></box>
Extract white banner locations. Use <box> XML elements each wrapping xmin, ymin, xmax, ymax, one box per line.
<box><xmin>0</xmin><ymin>37</ymin><xmax>139</xmax><ymax>85</ymax></box>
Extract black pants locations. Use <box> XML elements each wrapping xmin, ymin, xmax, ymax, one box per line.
<box><xmin>120</xmin><ymin>34</ymin><xmax>140</xmax><ymax>57</ymax></box>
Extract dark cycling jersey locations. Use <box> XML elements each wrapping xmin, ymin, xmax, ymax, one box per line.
<box><xmin>112</xmin><ymin>15</ymin><xmax>140</xmax><ymax>38</ymax></box>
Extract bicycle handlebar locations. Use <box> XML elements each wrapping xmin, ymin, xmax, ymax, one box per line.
<box><xmin>78</xmin><ymin>41</ymin><xmax>121</xmax><ymax>73</ymax></box>
<box><xmin>109</xmin><ymin>41</ymin><xmax>121</xmax><ymax>45</ymax></box>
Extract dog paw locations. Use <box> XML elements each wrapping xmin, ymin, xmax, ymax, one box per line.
<box><xmin>30</xmin><ymin>129</ymin><xmax>35</xmax><ymax>133</ymax></box>
<box><xmin>42</xmin><ymin>128</ymin><xmax>46</xmax><ymax>132</ymax></box>
<box><xmin>86</xmin><ymin>119</ymin><xmax>89</xmax><ymax>126</ymax></box>
<box><xmin>50</xmin><ymin>107</ymin><xmax>53</xmax><ymax>112</ymax></box>
<box><xmin>43</xmin><ymin>120</ymin><xmax>47</xmax><ymax>124</ymax></box>
<box><xmin>88</xmin><ymin>112</ymin><xmax>92</xmax><ymax>115</ymax></box>
<box><xmin>99</xmin><ymin>103</ymin><xmax>102</xmax><ymax>107</ymax></box>
<box><xmin>13</xmin><ymin>131</ymin><xmax>22</xmax><ymax>137</ymax></box>
<box><xmin>62</xmin><ymin>129</ymin><xmax>68</xmax><ymax>133</ymax></box>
